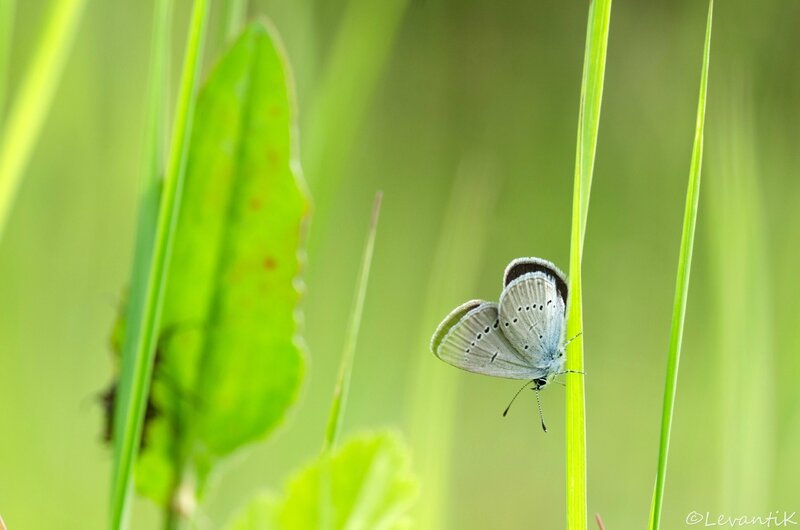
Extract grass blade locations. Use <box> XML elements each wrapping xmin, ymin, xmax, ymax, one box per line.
<box><xmin>0</xmin><ymin>0</ymin><xmax>86</xmax><ymax>242</ymax></box>
<box><xmin>408</xmin><ymin>160</ymin><xmax>499</xmax><ymax>530</ymax></box>
<box><xmin>708</xmin><ymin>92</ymin><xmax>774</xmax><ymax>513</ymax></box>
<box><xmin>303</xmin><ymin>0</ymin><xmax>408</xmax><ymax>218</ymax></box>
<box><xmin>223</xmin><ymin>0</ymin><xmax>248</xmax><ymax>43</ymax></box>
<box><xmin>113</xmin><ymin>0</ymin><xmax>173</xmax><ymax>456</ymax></box>
<box><xmin>566</xmin><ymin>0</ymin><xmax>611</xmax><ymax>528</ymax></box>
<box><xmin>0</xmin><ymin>0</ymin><xmax>16</xmax><ymax>117</ymax></box>
<box><xmin>109</xmin><ymin>1</ymin><xmax>210</xmax><ymax>528</ymax></box>
<box><xmin>324</xmin><ymin>191</ymin><xmax>383</xmax><ymax>450</ymax></box>
<box><xmin>648</xmin><ymin>2</ymin><xmax>714</xmax><ymax>529</ymax></box>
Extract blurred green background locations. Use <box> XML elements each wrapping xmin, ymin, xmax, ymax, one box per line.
<box><xmin>1</xmin><ymin>0</ymin><xmax>799</xmax><ymax>528</ymax></box>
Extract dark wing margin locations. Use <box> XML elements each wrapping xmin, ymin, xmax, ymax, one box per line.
<box><xmin>430</xmin><ymin>299</ymin><xmax>483</xmax><ymax>353</ymax></box>
<box><xmin>503</xmin><ymin>257</ymin><xmax>568</xmax><ymax>308</ymax></box>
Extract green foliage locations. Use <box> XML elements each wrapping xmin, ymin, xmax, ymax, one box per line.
<box><xmin>708</xmin><ymin>93</ymin><xmax>774</xmax><ymax>514</ymax></box>
<box><xmin>649</xmin><ymin>2</ymin><xmax>714</xmax><ymax>529</ymax></box>
<box><xmin>133</xmin><ymin>21</ymin><xmax>310</xmax><ymax>504</ymax></box>
<box><xmin>565</xmin><ymin>0</ymin><xmax>611</xmax><ymax>528</ymax></box>
<box><xmin>225</xmin><ymin>432</ymin><xmax>418</xmax><ymax>530</ymax></box>
<box><xmin>407</xmin><ymin>164</ymin><xmax>499</xmax><ymax>529</ymax></box>
<box><xmin>0</xmin><ymin>0</ymin><xmax>86</xmax><ymax>241</ymax></box>
<box><xmin>325</xmin><ymin>193</ymin><xmax>382</xmax><ymax>450</ymax></box>
<box><xmin>110</xmin><ymin>0</ymin><xmax>210</xmax><ymax>527</ymax></box>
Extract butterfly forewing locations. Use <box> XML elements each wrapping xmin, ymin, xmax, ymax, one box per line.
<box><xmin>431</xmin><ymin>300</ymin><xmax>543</xmax><ymax>380</ymax></box>
<box><xmin>498</xmin><ymin>271</ymin><xmax>566</xmax><ymax>359</ymax></box>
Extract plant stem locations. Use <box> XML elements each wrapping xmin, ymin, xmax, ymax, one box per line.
<box><xmin>0</xmin><ymin>0</ymin><xmax>86</xmax><ymax>242</ymax></box>
<box><xmin>648</xmin><ymin>2</ymin><xmax>713</xmax><ymax>529</ymax></box>
<box><xmin>0</xmin><ymin>0</ymin><xmax>16</xmax><ymax>118</ymax></box>
<box><xmin>303</xmin><ymin>0</ymin><xmax>408</xmax><ymax>227</ymax></box>
<box><xmin>566</xmin><ymin>0</ymin><xmax>611</xmax><ymax>528</ymax></box>
<box><xmin>408</xmin><ymin>161</ymin><xmax>499</xmax><ymax>530</ymax></box>
<box><xmin>109</xmin><ymin>0</ymin><xmax>210</xmax><ymax>528</ymax></box>
<box><xmin>324</xmin><ymin>191</ymin><xmax>383</xmax><ymax>450</ymax></box>
<box><xmin>223</xmin><ymin>0</ymin><xmax>247</xmax><ymax>42</ymax></box>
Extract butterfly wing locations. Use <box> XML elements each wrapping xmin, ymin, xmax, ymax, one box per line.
<box><xmin>498</xmin><ymin>258</ymin><xmax>567</xmax><ymax>362</ymax></box>
<box><xmin>430</xmin><ymin>300</ymin><xmax>543</xmax><ymax>380</ymax></box>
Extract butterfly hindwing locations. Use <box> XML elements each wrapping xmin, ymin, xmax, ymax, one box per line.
<box><xmin>498</xmin><ymin>261</ymin><xmax>567</xmax><ymax>362</ymax></box>
<box><xmin>431</xmin><ymin>300</ymin><xmax>543</xmax><ymax>380</ymax></box>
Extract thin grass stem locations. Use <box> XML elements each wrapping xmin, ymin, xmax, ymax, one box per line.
<box><xmin>0</xmin><ymin>0</ymin><xmax>86</xmax><ymax>242</ymax></box>
<box><xmin>223</xmin><ymin>0</ymin><xmax>247</xmax><ymax>43</ymax></box>
<box><xmin>566</xmin><ymin>0</ymin><xmax>611</xmax><ymax>528</ymax></box>
<box><xmin>0</xmin><ymin>0</ymin><xmax>16</xmax><ymax>119</ymax></box>
<box><xmin>648</xmin><ymin>2</ymin><xmax>713</xmax><ymax>529</ymax></box>
<box><xmin>408</xmin><ymin>160</ymin><xmax>499</xmax><ymax>530</ymax></box>
<box><xmin>108</xmin><ymin>1</ymin><xmax>210</xmax><ymax>528</ymax></box>
<box><xmin>324</xmin><ymin>191</ymin><xmax>384</xmax><ymax>450</ymax></box>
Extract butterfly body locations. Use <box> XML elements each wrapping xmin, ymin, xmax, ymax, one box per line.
<box><xmin>430</xmin><ymin>257</ymin><xmax>568</xmax><ymax>389</ymax></box>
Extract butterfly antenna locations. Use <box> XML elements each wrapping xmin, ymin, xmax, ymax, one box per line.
<box><xmin>503</xmin><ymin>379</ymin><xmax>533</xmax><ymax>417</ymax></box>
<box><xmin>563</xmin><ymin>331</ymin><xmax>583</xmax><ymax>349</ymax></box>
<box><xmin>534</xmin><ymin>386</ymin><xmax>547</xmax><ymax>432</ymax></box>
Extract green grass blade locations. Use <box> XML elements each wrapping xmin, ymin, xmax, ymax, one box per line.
<box><xmin>708</xmin><ymin>91</ymin><xmax>774</xmax><ymax>515</ymax></box>
<box><xmin>648</xmin><ymin>2</ymin><xmax>713</xmax><ymax>529</ymax></box>
<box><xmin>223</xmin><ymin>0</ymin><xmax>248</xmax><ymax>43</ymax></box>
<box><xmin>576</xmin><ymin>0</ymin><xmax>613</xmax><ymax>251</ymax></box>
<box><xmin>113</xmin><ymin>0</ymin><xmax>173</xmax><ymax>452</ymax></box>
<box><xmin>0</xmin><ymin>0</ymin><xmax>86</xmax><ymax>242</ymax></box>
<box><xmin>109</xmin><ymin>1</ymin><xmax>210</xmax><ymax>528</ymax></box>
<box><xmin>408</xmin><ymin>161</ymin><xmax>499</xmax><ymax>530</ymax></box>
<box><xmin>0</xmin><ymin>0</ymin><xmax>16</xmax><ymax>118</ymax></box>
<box><xmin>324</xmin><ymin>192</ymin><xmax>383</xmax><ymax>450</ymax></box>
<box><xmin>566</xmin><ymin>0</ymin><xmax>611</xmax><ymax>528</ymax></box>
<box><xmin>303</xmin><ymin>0</ymin><xmax>408</xmax><ymax>215</ymax></box>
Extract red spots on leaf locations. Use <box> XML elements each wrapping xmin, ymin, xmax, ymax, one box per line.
<box><xmin>249</xmin><ymin>197</ymin><xmax>262</xmax><ymax>211</ymax></box>
<box><xmin>263</xmin><ymin>257</ymin><xmax>277</xmax><ymax>270</ymax></box>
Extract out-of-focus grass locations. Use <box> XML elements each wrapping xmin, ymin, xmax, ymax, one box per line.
<box><xmin>408</xmin><ymin>159</ymin><xmax>499</xmax><ymax>530</ymax></box>
<box><xmin>109</xmin><ymin>1</ymin><xmax>210</xmax><ymax>528</ymax></box>
<box><xmin>223</xmin><ymin>0</ymin><xmax>247</xmax><ymax>43</ymax></box>
<box><xmin>0</xmin><ymin>0</ymin><xmax>15</xmax><ymax>116</ymax></box>
<box><xmin>649</xmin><ymin>2</ymin><xmax>713</xmax><ymax>528</ymax></box>
<box><xmin>112</xmin><ymin>2</ymin><xmax>172</xmax><ymax>510</ymax></box>
<box><xmin>565</xmin><ymin>0</ymin><xmax>611</xmax><ymax>528</ymax></box>
<box><xmin>0</xmin><ymin>0</ymin><xmax>86</xmax><ymax>241</ymax></box>
<box><xmin>303</xmin><ymin>0</ymin><xmax>408</xmax><ymax>213</ymax></box>
<box><xmin>707</xmin><ymin>89</ymin><xmax>774</xmax><ymax>513</ymax></box>
<box><xmin>324</xmin><ymin>192</ymin><xmax>383</xmax><ymax>450</ymax></box>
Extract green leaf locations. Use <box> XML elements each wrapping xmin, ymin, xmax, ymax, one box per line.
<box><xmin>649</xmin><ymin>2</ymin><xmax>714</xmax><ymax>529</ymax></box>
<box><xmin>134</xmin><ymin>20</ymin><xmax>310</xmax><ymax>503</ymax></box>
<box><xmin>565</xmin><ymin>0</ymin><xmax>611</xmax><ymax>528</ymax></box>
<box><xmin>225</xmin><ymin>432</ymin><xmax>418</xmax><ymax>530</ymax></box>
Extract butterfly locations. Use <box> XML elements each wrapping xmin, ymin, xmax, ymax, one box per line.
<box><xmin>430</xmin><ymin>257</ymin><xmax>578</xmax><ymax>431</ymax></box>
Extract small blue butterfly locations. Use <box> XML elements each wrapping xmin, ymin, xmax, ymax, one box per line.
<box><xmin>430</xmin><ymin>257</ymin><xmax>578</xmax><ymax>431</ymax></box>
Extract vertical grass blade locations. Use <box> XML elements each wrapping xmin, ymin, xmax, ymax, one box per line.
<box><xmin>408</xmin><ymin>161</ymin><xmax>499</xmax><ymax>530</ymax></box>
<box><xmin>109</xmin><ymin>1</ymin><xmax>210</xmax><ymax>528</ymax></box>
<box><xmin>324</xmin><ymin>191</ymin><xmax>384</xmax><ymax>450</ymax></box>
<box><xmin>223</xmin><ymin>0</ymin><xmax>248</xmax><ymax>43</ymax></box>
<box><xmin>303</xmin><ymin>0</ymin><xmax>408</xmax><ymax>219</ymax></box>
<box><xmin>0</xmin><ymin>0</ymin><xmax>86</xmax><ymax>242</ymax></box>
<box><xmin>0</xmin><ymin>0</ymin><xmax>16</xmax><ymax>117</ymax></box>
<box><xmin>114</xmin><ymin>0</ymin><xmax>173</xmax><ymax>462</ymax></box>
<box><xmin>648</xmin><ymin>2</ymin><xmax>713</xmax><ymax>529</ymax></box>
<box><xmin>708</xmin><ymin>92</ymin><xmax>774</xmax><ymax>514</ymax></box>
<box><xmin>566</xmin><ymin>0</ymin><xmax>611</xmax><ymax>528</ymax></box>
